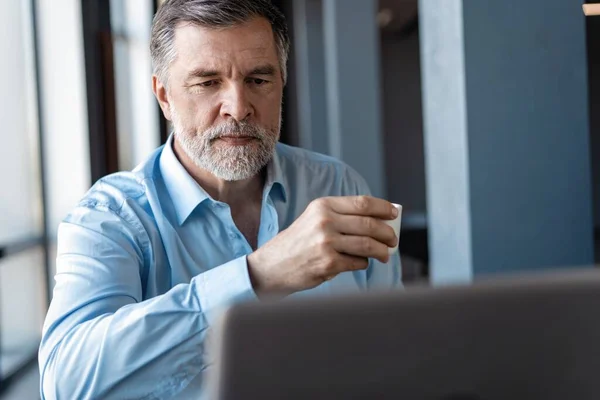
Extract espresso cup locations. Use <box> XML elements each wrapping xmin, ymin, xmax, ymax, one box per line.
<box><xmin>383</xmin><ymin>203</ymin><xmax>402</xmax><ymax>255</ymax></box>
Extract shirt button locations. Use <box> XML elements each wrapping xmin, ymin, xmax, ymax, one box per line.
<box><xmin>228</xmin><ymin>231</ymin><xmax>238</xmax><ymax>239</ymax></box>
<box><xmin>268</xmin><ymin>224</ymin><xmax>275</xmax><ymax>232</ymax></box>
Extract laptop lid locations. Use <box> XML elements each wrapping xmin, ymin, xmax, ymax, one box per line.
<box><xmin>212</xmin><ymin>268</ymin><xmax>600</xmax><ymax>400</ymax></box>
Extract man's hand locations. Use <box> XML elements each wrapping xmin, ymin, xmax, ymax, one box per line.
<box><xmin>247</xmin><ymin>196</ymin><xmax>398</xmax><ymax>298</ymax></box>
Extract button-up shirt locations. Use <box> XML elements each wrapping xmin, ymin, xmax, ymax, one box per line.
<box><xmin>39</xmin><ymin>136</ymin><xmax>401</xmax><ymax>399</ymax></box>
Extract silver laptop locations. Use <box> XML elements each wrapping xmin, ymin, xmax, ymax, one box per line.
<box><xmin>211</xmin><ymin>268</ymin><xmax>600</xmax><ymax>400</ymax></box>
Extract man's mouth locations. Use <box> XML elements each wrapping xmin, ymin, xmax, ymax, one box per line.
<box><xmin>215</xmin><ymin>135</ymin><xmax>257</xmax><ymax>145</ymax></box>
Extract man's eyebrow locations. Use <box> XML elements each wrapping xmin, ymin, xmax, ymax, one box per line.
<box><xmin>248</xmin><ymin>65</ymin><xmax>276</xmax><ymax>76</ymax></box>
<box><xmin>186</xmin><ymin>68</ymin><xmax>220</xmax><ymax>79</ymax></box>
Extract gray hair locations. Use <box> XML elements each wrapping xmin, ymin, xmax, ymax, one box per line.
<box><xmin>151</xmin><ymin>0</ymin><xmax>290</xmax><ymax>88</ymax></box>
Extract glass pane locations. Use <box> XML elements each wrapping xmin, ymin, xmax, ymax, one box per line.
<box><xmin>110</xmin><ymin>0</ymin><xmax>160</xmax><ymax>171</ymax></box>
<box><xmin>0</xmin><ymin>248</ymin><xmax>46</xmax><ymax>377</ymax></box>
<box><xmin>0</xmin><ymin>1</ymin><xmax>43</xmax><ymax>244</ymax></box>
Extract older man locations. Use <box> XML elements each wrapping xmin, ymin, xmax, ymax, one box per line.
<box><xmin>39</xmin><ymin>0</ymin><xmax>401</xmax><ymax>398</ymax></box>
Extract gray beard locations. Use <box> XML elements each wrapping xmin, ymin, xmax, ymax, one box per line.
<box><xmin>172</xmin><ymin>113</ymin><xmax>279</xmax><ymax>182</ymax></box>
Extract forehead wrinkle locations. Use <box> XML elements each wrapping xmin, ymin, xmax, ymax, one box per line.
<box><xmin>178</xmin><ymin>36</ymin><xmax>271</xmax><ymax>68</ymax></box>
<box><xmin>184</xmin><ymin>46</ymin><xmax>275</xmax><ymax>79</ymax></box>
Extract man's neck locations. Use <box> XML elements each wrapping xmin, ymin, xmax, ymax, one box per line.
<box><xmin>172</xmin><ymin>138</ymin><xmax>265</xmax><ymax>208</ymax></box>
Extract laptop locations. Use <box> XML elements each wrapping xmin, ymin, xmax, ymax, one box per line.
<box><xmin>210</xmin><ymin>268</ymin><xmax>600</xmax><ymax>400</ymax></box>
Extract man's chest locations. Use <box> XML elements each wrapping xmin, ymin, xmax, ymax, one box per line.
<box><xmin>156</xmin><ymin>202</ymin><xmax>285</xmax><ymax>287</ymax></box>
<box><xmin>230</xmin><ymin>206</ymin><xmax>262</xmax><ymax>250</ymax></box>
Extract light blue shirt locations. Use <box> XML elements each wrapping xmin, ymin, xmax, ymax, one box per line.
<box><xmin>39</xmin><ymin>136</ymin><xmax>401</xmax><ymax>399</ymax></box>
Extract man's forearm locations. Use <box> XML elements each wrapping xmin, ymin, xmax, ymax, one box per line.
<box><xmin>40</xmin><ymin>256</ymin><xmax>256</xmax><ymax>399</ymax></box>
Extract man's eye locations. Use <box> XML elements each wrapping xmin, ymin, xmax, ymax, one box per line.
<box><xmin>199</xmin><ymin>80</ymin><xmax>217</xmax><ymax>87</ymax></box>
<box><xmin>250</xmin><ymin>78</ymin><xmax>267</xmax><ymax>85</ymax></box>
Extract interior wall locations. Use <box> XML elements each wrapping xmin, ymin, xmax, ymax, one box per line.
<box><xmin>381</xmin><ymin>30</ymin><xmax>426</xmax><ymax>214</ymax></box>
<box><xmin>586</xmin><ymin>16</ymin><xmax>600</xmax><ymax>231</ymax></box>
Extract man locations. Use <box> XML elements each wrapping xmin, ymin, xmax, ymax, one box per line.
<box><xmin>39</xmin><ymin>0</ymin><xmax>401</xmax><ymax>398</ymax></box>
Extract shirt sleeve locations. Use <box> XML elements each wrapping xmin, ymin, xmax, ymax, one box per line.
<box><xmin>39</xmin><ymin>205</ymin><xmax>256</xmax><ymax>400</ymax></box>
<box><xmin>341</xmin><ymin>165</ymin><xmax>403</xmax><ymax>290</ymax></box>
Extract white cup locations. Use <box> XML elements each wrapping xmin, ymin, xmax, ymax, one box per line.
<box><xmin>383</xmin><ymin>203</ymin><xmax>402</xmax><ymax>255</ymax></box>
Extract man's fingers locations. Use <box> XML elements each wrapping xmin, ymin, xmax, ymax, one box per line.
<box><xmin>323</xmin><ymin>254</ymin><xmax>369</xmax><ymax>281</ymax></box>
<box><xmin>320</xmin><ymin>196</ymin><xmax>397</xmax><ymax>219</ymax></box>
<box><xmin>332</xmin><ymin>234</ymin><xmax>390</xmax><ymax>263</ymax></box>
<box><xmin>339</xmin><ymin>254</ymin><xmax>370</xmax><ymax>271</ymax></box>
<box><xmin>334</xmin><ymin>215</ymin><xmax>397</xmax><ymax>248</ymax></box>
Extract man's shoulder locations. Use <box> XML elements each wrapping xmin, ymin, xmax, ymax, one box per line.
<box><xmin>80</xmin><ymin>172</ymin><xmax>146</xmax><ymax>211</ymax></box>
<box><xmin>275</xmin><ymin>143</ymin><xmax>350</xmax><ymax>173</ymax></box>
<box><xmin>73</xmin><ymin>148</ymin><xmax>162</xmax><ymax>216</ymax></box>
<box><xmin>275</xmin><ymin>143</ymin><xmax>370</xmax><ymax>195</ymax></box>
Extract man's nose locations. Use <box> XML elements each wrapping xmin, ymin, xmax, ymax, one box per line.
<box><xmin>220</xmin><ymin>83</ymin><xmax>253</xmax><ymax>122</ymax></box>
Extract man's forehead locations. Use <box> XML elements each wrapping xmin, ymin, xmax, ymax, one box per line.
<box><xmin>172</xmin><ymin>19</ymin><xmax>277</xmax><ymax>63</ymax></box>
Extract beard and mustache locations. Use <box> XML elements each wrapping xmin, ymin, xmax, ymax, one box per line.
<box><xmin>170</xmin><ymin>105</ymin><xmax>280</xmax><ymax>182</ymax></box>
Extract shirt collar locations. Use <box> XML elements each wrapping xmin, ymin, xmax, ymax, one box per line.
<box><xmin>159</xmin><ymin>134</ymin><xmax>288</xmax><ymax>225</ymax></box>
<box><xmin>159</xmin><ymin>134</ymin><xmax>211</xmax><ymax>225</ymax></box>
<box><xmin>264</xmin><ymin>143</ymin><xmax>289</xmax><ymax>204</ymax></box>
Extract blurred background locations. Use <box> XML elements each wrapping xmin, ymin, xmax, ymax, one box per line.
<box><xmin>1</xmin><ymin>0</ymin><xmax>599</xmax><ymax>397</ymax></box>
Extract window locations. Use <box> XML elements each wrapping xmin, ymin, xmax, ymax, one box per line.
<box><xmin>0</xmin><ymin>0</ymin><xmax>49</xmax><ymax>387</ymax></box>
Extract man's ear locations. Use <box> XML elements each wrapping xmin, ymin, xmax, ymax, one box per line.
<box><xmin>152</xmin><ymin>75</ymin><xmax>172</xmax><ymax>121</ymax></box>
